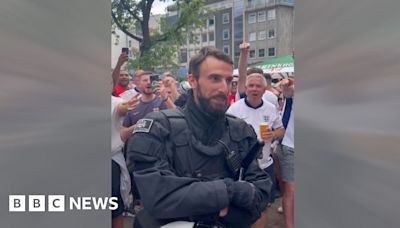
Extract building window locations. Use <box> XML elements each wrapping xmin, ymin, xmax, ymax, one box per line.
<box><xmin>258</xmin><ymin>49</ymin><xmax>265</xmax><ymax>58</ymax></box>
<box><xmin>188</xmin><ymin>49</ymin><xmax>194</xmax><ymax>58</ymax></box>
<box><xmin>189</xmin><ymin>34</ymin><xmax>194</xmax><ymax>44</ymax></box>
<box><xmin>128</xmin><ymin>40</ymin><xmax>132</xmax><ymax>47</ymax></box>
<box><xmin>179</xmin><ymin>49</ymin><xmax>187</xmax><ymax>63</ymax></box>
<box><xmin>258</xmin><ymin>11</ymin><xmax>266</xmax><ymax>22</ymax></box>
<box><xmin>267</xmin><ymin>9</ymin><xmax>276</xmax><ymax>20</ymax></box>
<box><xmin>258</xmin><ymin>30</ymin><xmax>266</xmax><ymax>40</ymax></box>
<box><xmin>249</xmin><ymin>50</ymin><xmax>256</xmax><ymax>59</ymax></box>
<box><xmin>248</xmin><ymin>13</ymin><xmax>256</xmax><ymax>24</ymax></box>
<box><xmin>209</xmin><ymin>31</ymin><xmax>214</xmax><ymax>41</ymax></box>
<box><xmin>223</xmin><ymin>29</ymin><xmax>230</xmax><ymax>40</ymax></box>
<box><xmin>209</xmin><ymin>18</ymin><xmax>214</xmax><ymax>26</ymax></box>
<box><xmin>268</xmin><ymin>29</ymin><xmax>275</xmax><ymax>39</ymax></box>
<box><xmin>202</xmin><ymin>33</ymin><xmax>207</xmax><ymax>42</ymax></box>
<box><xmin>222</xmin><ymin>13</ymin><xmax>230</xmax><ymax>24</ymax></box>
<box><xmin>223</xmin><ymin>45</ymin><xmax>230</xmax><ymax>55</ymax></box>
<box><xmin>268</xmin><ymin>47</ymin><xmax>276</xmax><ymax>56</ymax></box>
<box><xmin>249</xmin><ymin>32</ymin><xmax>257</xmax><ymax>41</ymax></box>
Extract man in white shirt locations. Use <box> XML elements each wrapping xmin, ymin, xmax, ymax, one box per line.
<box><xmin>227</xmin><ymin>72</ymin><xmax>285</xmax><ymax>228</ymax></box>
<box><xmin>262</xmin><ymin>73</ymin><xmax>279</xmax><ymax>108</ymax></box>
<box><xmin>111</xmin><ymin>95</ymin><xmax>135</xmax><ymax>228</ymax></box>
<box><xmin>277</xmin><ymin>77</ymin><xmax>294</xmax><ymax>228</ymax></box>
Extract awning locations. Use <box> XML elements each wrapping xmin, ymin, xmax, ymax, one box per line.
<box><xmin>233</xmin><ymin>55</ymin><xmax>294</xmax><ymax>78</ymax></box>
<box><xmin>250</xmin><ymin>55</ymin><xmax>294</xmax><ymax>74</ymax></box>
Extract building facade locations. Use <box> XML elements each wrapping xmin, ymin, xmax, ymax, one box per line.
<box><xmin>111</xmin><ymin>14</ymin><xmax>162</xmax><ymax>69</ymax></box>
<box><xmin>173</xmin><ymin>0</ymin><xmax>236</xmax><ymax>69</ymax></box>
<box><xmin>244</xmin><ymin>0</ymin><xmax>294</xmax><ymax>64</ymax></box>
<box><xmin>174</xmin><ymin>0</ymin><xmax>294</xmax><ymax>69</ymax></box>
<box><xmin>112</xmin><ymin>0</ymin><xmax>294</xmax><ymax>72</ymax></box>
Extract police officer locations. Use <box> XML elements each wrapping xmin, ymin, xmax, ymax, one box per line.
<box><xmin>125</xmin><ymin>47</ymin><xmax>272</xmax><ymax>228</ymax></box>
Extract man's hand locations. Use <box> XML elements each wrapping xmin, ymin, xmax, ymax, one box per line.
<box><xmin>153</xmin><ymin>81</ymin><xmax>161</xmax><ymax>96</ymax></box>
<box><xmin>117</xmin><ymin>53</ymin><xmax>129</xmax><ymax>67</ymax></box>
<box><xmin>219</xmin><ymin>207</ymin><xmax>228</xmax><ymax>217</ymax></box>
<box><xmin>126</xmin><ymin>94</ymin><xmax>140</xmax><ymax>110</ymax></box>
<box><xmin>260</xmin><ymin>129</ymin><xmax>275</xmax><ymax>144</ymax></box>
<box><xmin>224</xmin><ymin>179</ymin><xmax>257</xmax><ymax>210</ymax></box>
<box><xmin>112</xmin><ymin>53</ymin><xmax>129</xmax><ymax>88</ymax></box>
<box><xmin>239</xmin><ymin>42</ymin><xmax>250</xmax><ymax>53</ymax></box>
<box><xmin>281</xmin><ymin>78</ymin><xmax>294</xmax><ymax>98</ymax></box>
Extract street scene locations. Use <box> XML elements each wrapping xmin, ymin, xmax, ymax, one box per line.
<box><xmin>111</xmin><ymin>0</ymin><xmax>294</xmax><ymax>227</ymax></box>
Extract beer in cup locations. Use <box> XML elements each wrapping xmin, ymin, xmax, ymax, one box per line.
<box><xmin>259</xmin><ymin>122</ymin><xmax>270</xmax><ymax>136</ymax></box>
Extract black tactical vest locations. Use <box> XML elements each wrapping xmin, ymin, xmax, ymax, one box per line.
<box><xmin>160</xmin><ymin>108</ymin><xmax>250</xmax><ymax>181</ymax></box>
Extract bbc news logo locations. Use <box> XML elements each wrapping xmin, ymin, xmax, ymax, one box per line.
<box><xmin>9</xmin><ymin>195</ymin><xmax>118</xmax><ymax>212</ymax></box>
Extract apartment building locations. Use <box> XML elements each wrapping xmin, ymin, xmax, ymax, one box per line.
<box><xmin>164</xmin><ymin>0</ymin><xmax>235</xmax><ymax>69</ymax></box>
<box><xmin>172</xmin><ymin>0</ymin><xmax>293</xmax><ymax>69</ymax></box>
<box><xmin>112</xmin><ymin>0</ymin><xmax>294</xmax><ymax>73</ymax></box>
<box><xmin>244</xmin><ymin>0</ymin><xmax>294</xmax><ymax>64</ymax></box>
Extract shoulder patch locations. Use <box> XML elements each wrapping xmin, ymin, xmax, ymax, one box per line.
<box><xmin>133</xmin><ymin>119</ymin><xmax>154</xmax><ymax>133</ymax></box>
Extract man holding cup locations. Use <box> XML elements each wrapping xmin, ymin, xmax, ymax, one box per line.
<box><xmin>226</xmin><ymin>69</ymin><xmax>285</xmax><ymax>228</ymax></box>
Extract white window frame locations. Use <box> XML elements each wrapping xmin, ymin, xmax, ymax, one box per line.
<box><xmin>258</xmin><ymin>11</ymin><xmax>266</xmax><ymax>22</ymax></box>
<box><xmin>209</xmin><ymin>18</ymin><xmax>215</xmax><ymax>27</ymax></box>
<box><xmin>201</xmin><ymin>33</ymin><xmax>207</xmax><ymax>43</ymax></box>
<box><xmin>223</xmin><ymin>45</ymin><xmax>230</xmax><ymax>55</ymax></box>
<box><xmin>258</xmin><ymin>48</ymin><xmax>265</xmax><ymax>58</ymax></box>
<box><xmin>258</xmin><ymin>30</ymin><xmax>266</xmax><ymax>40</ymax></box>
<box><xmin>222</xmin><ymin>13</ymin><xmax>230</xmax><ymax>24</ymax></box>
<box><xmin>223</xmin><ymin>29</ymin><xmax>230</xmax><ymax>40</ymax></box>
<box><xmin>267</xmin><ymin>9</ymin><xmax>276</xmax><ymax>20</ymax></box>
<box><xmin>268</xmin><ymin>29</ymin><xmax>275</xmax><ymax>39</ymax></box>
<box><xmin>249</xmin><ymin>32</ymin><xmax>257</xmax><ymax>41</ymax></box>
<box><xmin>248</xmin><ymin>13</ymin><xmax>256</xmax><ymax>24</ymax></box>
<box><xmin>189</xmin><ymin>49</ymin><xmax>195</xmax><ymax>58</ymax></box>
<box><xmin>179</xmin><ymin>49</ymin><xmax>187</xmax><ymax>63</ymax></box>
<box><xmin>268</xmin><ymin>47</ymin><xmax>276</xmax><ymax>57</ymax></box>
<box><xmin>209</xmin><ymin>31</ymin><xmax>215</xmax><ymax>41</ymax></box>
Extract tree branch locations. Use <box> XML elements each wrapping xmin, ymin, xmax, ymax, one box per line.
<box><xmin>120</xmin><ymin>0</ymin><xmax>142</xmax><ymax>23</ymax></box>
<box><xmin>112</xmin><ymin>11</ymin><xmax>143</xmax><ymax>42</ymax></box>
<box><xmin>156</xmin><ymin>20</ymin><xmax>186</xmax><ymax>42</ymax></box>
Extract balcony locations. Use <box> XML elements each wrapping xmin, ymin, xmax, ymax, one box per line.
<box><xmin>245</xmin><ymin>0</ymin><xmax>294</xmax><ymax>10</ymax></box>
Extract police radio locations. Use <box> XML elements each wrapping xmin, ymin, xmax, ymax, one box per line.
<box><xmin>217</xmin><ymin>140</ymin><xmax>241</xmax><ymax>178</ymax></box>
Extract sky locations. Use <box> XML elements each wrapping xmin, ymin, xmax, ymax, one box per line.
<box><xmin>151</xmin><ymin>0</ymin><xmax>173</xmax><ymax>15</ymax></box>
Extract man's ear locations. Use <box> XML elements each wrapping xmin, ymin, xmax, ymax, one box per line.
<box><xmin>187</xmin><ymin>74</ymin><xmax>197</xmax><ymax>89</ymax></box>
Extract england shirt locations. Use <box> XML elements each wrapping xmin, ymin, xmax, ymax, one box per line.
<box><xmin>227</xmin><ymin>98</ymin><xmax>283</xmax><ymax>169</ymax></box>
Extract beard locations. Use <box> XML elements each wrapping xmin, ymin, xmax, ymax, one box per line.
<box><xmin>118</xmin><ymin>80</ymin><xmax>129</xmax><ymax>87</ymax></box>
<box><xmin>142</xmin><ymin>87</ymin><xmax>153</xmax><ymax>95</ymax></box>
<box><xmin>195</xmin><ymin>84</ymin><xmax>228</xmax><ymax>118</ymax></box>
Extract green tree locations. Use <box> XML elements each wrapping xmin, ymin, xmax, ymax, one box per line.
<box><xmin>112</xmin><ymin>0</ymin><xmax>210</xmax><ymax>72</ymax></box>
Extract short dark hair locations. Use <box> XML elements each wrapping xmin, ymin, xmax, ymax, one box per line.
<box><xmin>189</xmin><ymin>47</ymin><xmax>233</xmax><ymax>80</ymax></box>
<box><xmin>246</xmin><ymin>68</ymin><xmax>264</xmax><ymax>75</ymax></box>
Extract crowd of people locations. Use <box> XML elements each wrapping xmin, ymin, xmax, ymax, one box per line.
<box><xmin>111</xmin><ymin>43</ymin><xmax>294</xmax><ymax>228</ymax></box>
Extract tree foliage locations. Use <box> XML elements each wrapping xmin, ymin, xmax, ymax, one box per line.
<box><xmin>112</xmin><ymin>0</ymin><xmax>210</xmax><ymax>72</ymax></box>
